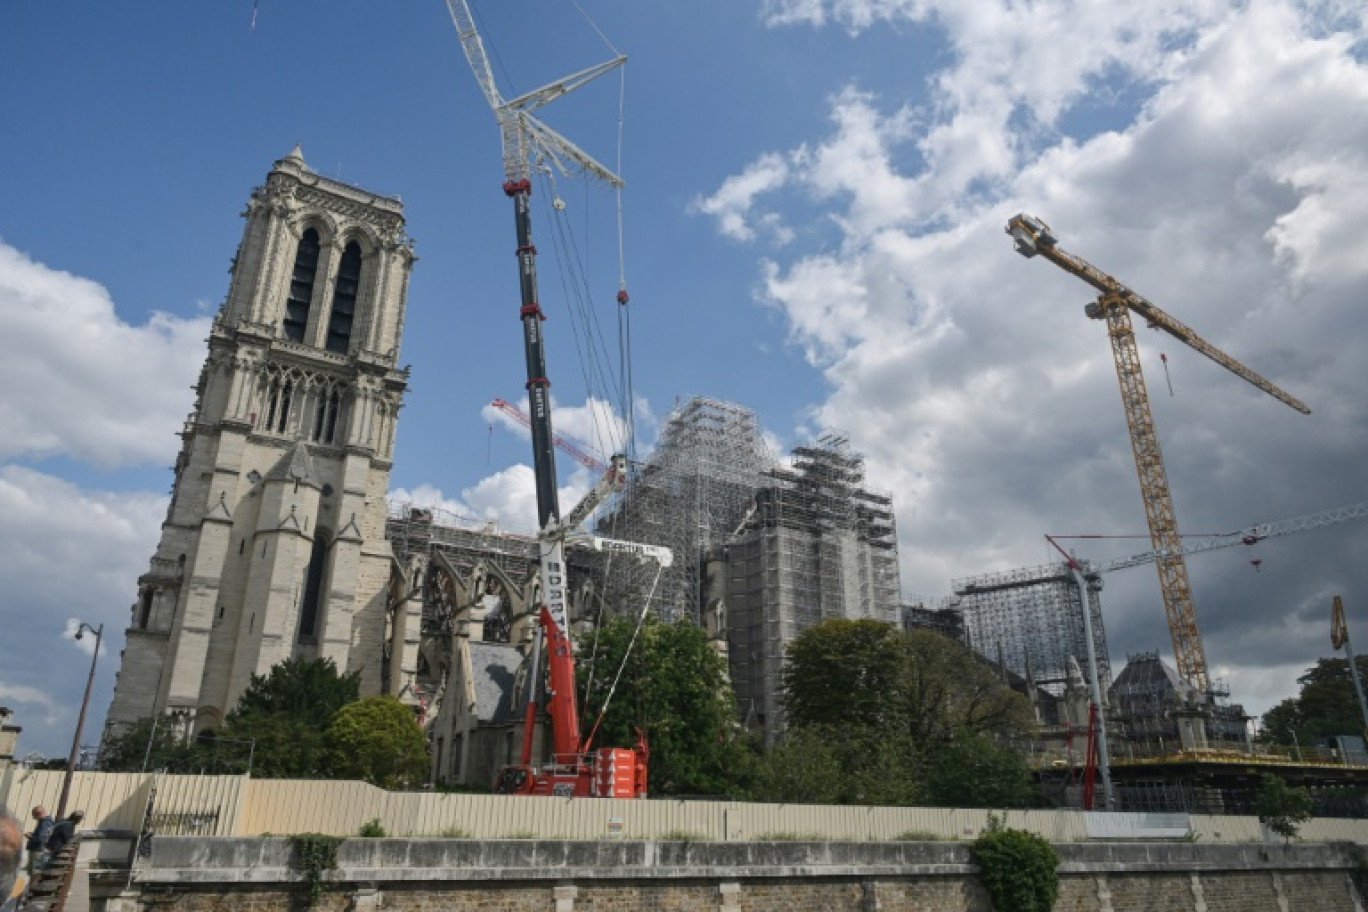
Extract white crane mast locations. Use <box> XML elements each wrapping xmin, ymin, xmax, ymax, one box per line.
<box><xmin>442</xmin><ymin>0</ymin><xmax>625</xmax><ymax>187</ymax></box>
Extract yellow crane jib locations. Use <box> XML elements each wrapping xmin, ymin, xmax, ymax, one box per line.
<box><xmin>1005</xmin><ymin>213</ymin><xmax>1312</xmax><ymax>694</ymax></box>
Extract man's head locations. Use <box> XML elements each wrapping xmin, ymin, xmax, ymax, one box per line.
<box><xmin>0</xmin><ymin>806</ymin><xmax>23</xmax><ymax>901</ymax></box>
<box><xmin>30</xmin><ymin>806</ymin><xmax>46</xmax><ymax>822</ymax></box>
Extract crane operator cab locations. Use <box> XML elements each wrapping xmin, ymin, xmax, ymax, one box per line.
<box><xmin>1006</xmin><ymin>213</ymin><xmax>1055</xmax><ymax>258</ymax></box>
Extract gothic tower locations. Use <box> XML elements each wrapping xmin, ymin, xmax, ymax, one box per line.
<box><xmin>106</xmin><ymin>147</ymin><xmax>417</xmax><ymax>737</ymax></box>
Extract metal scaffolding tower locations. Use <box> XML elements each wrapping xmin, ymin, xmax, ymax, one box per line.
<box><xmin>726</xmin><ymin>434</ymin><xmax>902</xmax><ymax>741</ymax></box>
<box><xmin>595</xmin><ymin>396</ymin><xmax>776</xmax><ymax>622</ymax></box>
<box><xmin>953</xmin><ymin>562</ymin><xmax>1112</xmax><ymax>697</ymax></box>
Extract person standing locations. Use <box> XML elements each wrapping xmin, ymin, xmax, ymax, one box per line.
<box><xmin>24</xmin><ymin>806</ymin><xmax>52</xmax><ymax>877</ymax></box>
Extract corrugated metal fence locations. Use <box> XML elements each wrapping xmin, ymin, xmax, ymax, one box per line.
<box><xmin>4</xmin><ymin>768</ymin><xmax>1367</xmax><ymax>844</ymax></box>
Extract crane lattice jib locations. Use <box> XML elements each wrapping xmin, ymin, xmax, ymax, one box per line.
<box><xmin>1007</xmin><ymin>213</ymin><xmax>1310</xmax><ymax>694</ymax></box>
<box><xmin>1101</xmin><ymin>498</ymin><xmax>1368</xmax><ymax>572</ymax></box>
<box><xmin>1100</xmin><ymin>291</ymin><xmax>1210</xmax><ymax>693</ymax></box>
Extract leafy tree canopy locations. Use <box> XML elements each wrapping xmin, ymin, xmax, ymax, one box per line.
<box><xmin>1260</xmin><ymin>656</ymin><xmax>1368</xmax><ymax>746</ymax></box>
<box><xmin>229</xmin><ymin>656</ymin><xmax>361</xmax><ymax>727</ymax></box>
<box><xmin>324</xmin><ymin>696</ymin><xmax>429</xmax><ymax>789</ymax></box>
<box><xmin>783</xmin><ymin>622</ymin><xmax>1035</xmax><ymax>749</ymax></box>
<box><xmin>578</xmin><ymin>614</ymin><xmax>756</xmax><ymax>796</ymax></box>
<box><xmin>769</xmin><ymin>621</ymin><xmax>1038</xmax><ymax>807</ymax></box>
<box><xmin>220</xmin><ymin>656</ymin><xmax>363</xmax><ymax>778</ymax></box>
<box><xmin>923</xmin><ymin>729</ymin><xmax>1042</xmax><ymax>809</ymax></box>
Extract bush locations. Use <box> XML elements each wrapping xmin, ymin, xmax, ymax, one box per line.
<box><xmin>971</xmin><ymin>823</ymin><xmax>1059</xmax><ymax>912</ymax></box>
<box><xmin>286</xmin><ymin>833</ymin><xmax>342</xmax><ymax>908</ymax></box>
<box><xmin>358</xmin><ymin>818</ymin><xmax>387</xmax><ymax>838</ymax></box>
<box><xmin>1256</xmin><ymin>774</ymin><xmax>1313</xmax><ymax>843</ymax></box>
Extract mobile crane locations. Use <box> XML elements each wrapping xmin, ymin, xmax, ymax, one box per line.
<box><xmin>443</xmin><ymin>1</ymin><xmax>650</xmax><ymax>797</ymax></box>
<box><xmin>1009</xmin><ymin>213</ymin><xmax>1310</xmax><ymax>695</ymax></box>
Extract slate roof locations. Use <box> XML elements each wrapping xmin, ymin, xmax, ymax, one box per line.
<box><xmin>1110</xmin><ymin>652</ymin><xmax>1198</xmax><ymax>701</ymax></box>
<box><xmin>469</xmin><ymin>642</ymin><xmax>524</xmax><ymax>724</ymax></box>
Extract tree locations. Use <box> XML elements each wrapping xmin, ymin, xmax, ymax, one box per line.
<box><xmin>924</xmin><ymin>730</ymin><xmax>1041</xmax><ymax>809</ymax></box>
<box><xmin>1255</xmin><ymin>774</ymin><xmax>1313</xmax><ymax>843</ymax></box>
<box><xmin>1260</xmin><ymin>656</ymin><xmax>1368</xmax><ymax>747</ymax></box>
<box><xmin>782</xmin><ymin>619</ymin><xmax>910</xmax><ymax>730</ymax></box>
<box><xmin>783</xmin><ymin>624</ymin><xmax>1035</xmax><ymax>749</ymax></box>
<box><xmin>100</xmin><ymin>718</ymin><xmax>206</xmax><ymax>773</ymax></box>
<box><xmin>221</xmin><ymin>656</ymin><xmax>362</xmax><ymax>778</ymax></box>
<box><xmin>323</xmin><ymin>696</ymin><xmax>429</xmax><ymax>789</ymax></box>
<box><xmin>776</xmin><ymin>622</ymin><xmax>1037</xmax><ymax>806</ymax></box>
<box><xmin>578</xmin><ymin>615</ymin><xmax>755</xmax><ymax>796</ymax></box>
<box><xmin>750</xmin><ymin>723</ymin><xmax>923</xmax><ymax>806</ymax></box>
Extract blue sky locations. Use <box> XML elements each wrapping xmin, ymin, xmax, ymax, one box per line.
<box><xmin>2</xmin><ymin>0</ymin><xmax>1367</xmax><ymax>759</ymax></box>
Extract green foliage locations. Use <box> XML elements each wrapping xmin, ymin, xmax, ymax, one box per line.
<box><xmin>971</xmin><ymin>825</ymin><xmax>1059</xmax><ymax>912</ymax></box>
<box><xmin>323</xmin><ymin>696</ymin><xmax>429</xmax><ymax>789</ymax></box>
<box><xmin>578</xmin><ymin>615</ymin><xmax>756</xmax><ymax>796</ymax></box>
<box><xmin>766</xmin><ymin>622</ymin><xmax>1037</xmax><ymax>806</ymax></box>
<box><xmin>755</xmin><ymin>832</ymin><xmax>821</xmax><ymax>841</ymax></box>
<box><xmin>286</xmin><ymin>833</ymin><xmax>341</xmax><ymax>908</ymax></box>
<box><xmin>923</xmin><ymin>730</ymin><xmax>1042</xmax><ymax>809</ymax></box>
<box><xmin>1255</xmin><ymin>774</ymin><xmax>1313</xmax><ymax>842</ymax></box>
<box><xmin>437</xmin><ymin>826</ymin><xmax>472</xmax><ymax>838</ymax></box>
<box><xmin>221</xmin><ymin>657</ymin><xmax>362</xmax><ymax>779</ymax></box>
<box><xmin>1260</xmin><ymin>657</ymin><xmax>1368</xmax><ymax>747</ymax></box>
<box><xmin>892</xmin><ymin>830</ymin><xmax>944</xmax><ymax>841</ymax></box>
<box><xmin>750</xmin><ymin>723</ymin><xmax>923</xmax><ymax>806</ymax></box>
<box><xmin>357</xmin><ymin>818</ymin><xmax>387</xmax><ymax>838</ymax></box>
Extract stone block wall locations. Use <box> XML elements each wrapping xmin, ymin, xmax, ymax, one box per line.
<box><xmin>95</xmin><ymin>837</ymin><xmax>1368</xmax><ymax>912</ymax></box>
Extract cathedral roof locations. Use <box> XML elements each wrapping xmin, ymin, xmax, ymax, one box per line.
<box><xmin>265</xmin><ymin>441</ymin><xmax>321</xmax><ymax>489</ymax></box>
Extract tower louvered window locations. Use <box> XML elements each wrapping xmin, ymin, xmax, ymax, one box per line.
<box><xmin>326</xmin><ymin>241</ymin><xmax>361</xmax><ymax>353</ymax></box>
<box><xmin>298</xmin><ymin>531</ymin><xmax>330</xmax><ymax>641</ymax></box>
<box><xmin>284</xmin><ymin>228</ymin><xmax>321</xmax><ymax>343</ymax></box>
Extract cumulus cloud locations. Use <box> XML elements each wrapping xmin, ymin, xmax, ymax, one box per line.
<box><xmin>708</xmin><ymin>1</ymin><xmax>1368</xmax><ymax>717</ymax></box>
<box><xmin>0</xmin><ymin>466</ymin><xmax>167</xmax><ymax>752</ymax></box>
<box><xmin>689</xmin><ymin>153</ymin><xmax>793</xmax><ymax>242</ymax></box>
<box><xmin>0</xmin><ymin>240</ymin><xmax>209</xmax><ymax>467</ymax></box>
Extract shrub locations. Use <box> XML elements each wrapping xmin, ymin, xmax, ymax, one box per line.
<box><xmin>358</xmin><ymin>818</ymin><xmax>387</xmax><ymax>838</ymax></box>
<box><xmin>287</xmin><ymin>833</ymin><xmax>342</xmax><ymax>908</ymax></box>
<box><xmin>971</xmin><ymin>824</ymin><xmax>1059</xmax><ymax>912</ymax></box>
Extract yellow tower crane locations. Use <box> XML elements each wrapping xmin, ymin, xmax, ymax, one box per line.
<box><xmin>1007</xmin><ymin>214</ymin><xmax>1310</xmax><ymax>694</ymax></box>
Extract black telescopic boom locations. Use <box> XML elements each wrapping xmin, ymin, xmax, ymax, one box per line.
<box><xmin>506</xmin><ymin>179</ymin><xmax>561</xmax><ymax>530</ymax></box>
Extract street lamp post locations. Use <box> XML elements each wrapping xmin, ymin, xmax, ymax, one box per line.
<box><xmin>57</xmin><ymin>621</ymin><xmax>103</xmax><ymax>820</ymax></box>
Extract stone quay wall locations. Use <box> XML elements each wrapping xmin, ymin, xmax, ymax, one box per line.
<box><xmin>99</xmin><ymin>837</ymin><xmax>1368</xmax><ymax>912</ymax></box>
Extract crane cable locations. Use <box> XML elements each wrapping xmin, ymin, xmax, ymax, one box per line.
<box><xmin>580</xmin><ymin>562</ymin><xmax>663</xmax><ymax>753</ymax></box>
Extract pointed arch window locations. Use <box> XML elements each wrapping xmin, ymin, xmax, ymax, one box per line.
<box><xmin>284</xmin><ymin>228</ymin><xmax>321</xmax><ymax>343</ymax></box>
<box><xmin>326</xmin><ymin>241</ymin><xmax>362</xmax><ymax>353</ymax></box>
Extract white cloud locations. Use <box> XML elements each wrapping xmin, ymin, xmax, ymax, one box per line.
<box><xmin>0</xmin><ymin>466</ymin><xmax>168</xmax><ymax>753</ymax></box>
<box><xmin>710</xmin><ymin>0</ymin><xmax>1368</xmax><ymax>717</ymax></box>
<box><xmin>688</xmin><ymin>152</ymin><xmax>792</xmax><ymax>242</ymax></box>
<box><xmin>0</xmin><ymin>240</ymin><xmax>209</xmax><ymax>468</ymax></box>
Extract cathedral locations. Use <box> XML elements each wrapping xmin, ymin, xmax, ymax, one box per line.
<box><xmin>105</xmin><ymin>148</ymin><xmax>422</xmax><ymax>738</ymax></box>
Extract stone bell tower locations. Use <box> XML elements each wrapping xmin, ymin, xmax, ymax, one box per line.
<box><xmin>106</xmin><ymin>147</ymin><xmax>417</xmax><ymax>737</ymax></box>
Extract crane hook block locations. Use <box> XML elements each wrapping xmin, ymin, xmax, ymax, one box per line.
<box><xmin>520</xmin><ymin>303</ymin><xmax>546</xmax><ymax>321</ymax></box>
<box><xmin>616</xmin><ymin>289</ymin><xmax>629</xmax><ymax>306</ymax></box>
<box><xmin>503</xmin><ymin>180</ymin><xmax>532</xmax><ymax>197</ymax></box>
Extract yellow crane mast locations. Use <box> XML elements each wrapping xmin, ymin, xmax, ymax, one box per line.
<box><xmin>1007</xmin><ymin>214</ymin><xmax>1310</xmax><ymax>694</ymax></box>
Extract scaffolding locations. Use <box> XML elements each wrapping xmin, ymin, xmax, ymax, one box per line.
<box><xmin>952</xmin><ymin>562</ymin><xmax>1111</xmax><ymax>697</ymax></box>
<box><xmin>594</xmin><ymin>396</ymin><xmax>776</xmax><ymax>623</ymax></box>
<box><xmin>725</xmin><ymin>434</ymin><xmax>902</xmax><ymax>740</ymax></box>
